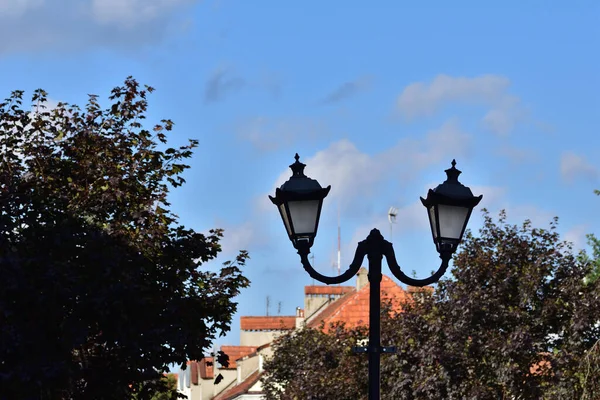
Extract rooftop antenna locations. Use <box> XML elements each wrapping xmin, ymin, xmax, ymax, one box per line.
<box><xmin>266</xmin><ymin>296</ymin><xmax>270</xmax><ymax>316</ymax></box>
<box><xmin>388</xmin><ymin>206</ymin><xmax>398</xmax><ymax>243</ymax></box>
<box><xmin>277</xmin><ymin>301</ymin><xmax>282</xmax><ymax>315</ymax></box>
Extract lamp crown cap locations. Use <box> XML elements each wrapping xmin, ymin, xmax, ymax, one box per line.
<box><xmin>290</xmin><ymin>153</ymin><xmax>307</xmax><ymax>177</ymax></box>
<box><xmin>444</xmin><ymin>159</ymin><xmax>462</xmax><ymax>182</ymax></box>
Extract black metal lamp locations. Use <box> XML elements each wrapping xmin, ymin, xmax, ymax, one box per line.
<box><xmin>420</xmin><ymin>159</ymin><xmax>483</xmax><ymax>255</ymax></box>
<box><xmin>269</xmin><ymin>153</ymin><xmax>483</xmax><ymax>400</ymax></box>
<box><xmin>269</xmin><ymin>153</ymin><xmax>331</xmax><ymax>249</ymax></box>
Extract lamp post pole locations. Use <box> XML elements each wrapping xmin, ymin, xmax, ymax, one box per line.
<box><xmin>367</xmin><ymin>238</ymin><xmax>383</xmax><ymax>400</ymax></box>
<box><xmin>270</xmin><ymin>154</ymin><xmax>482</xmax><ymax>400</ymax></box>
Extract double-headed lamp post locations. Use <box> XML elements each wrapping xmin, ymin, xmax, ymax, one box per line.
<box><xmin>269</xmin><ymin>154</ymin><xmax>482</xmax><ymax>399</ymax></box>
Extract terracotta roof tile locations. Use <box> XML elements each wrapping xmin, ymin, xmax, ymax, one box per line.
<box><xmin>306</xmin><ymin>290</ymin><xmax>356</xmax><ymax>329</ymax></box>
<box><xmin>304</xmin><ymin>285</ymin><xmax>355</xmax><ymax>295</ymax></box>
<box><xmin>308</xmin><ymin>276</ymin><xmax>411</xmax><ymax>333</ymax></box>
<box><xmin>240</xmin><ymin>316</ymin><xmax>296</xmax><ymax>331</ymax></box>
<box><xmin>199</xmin><ymin>357</ymin><xmax>214</xmax><ymax>379</ymax></box>
<box><xmin>190</xmin><ymin>361</ymin><xmax>199</xmax><ymax>385</ymax></box>
<box><xmin>220</xmin><ymin>346</ymin><xmax>258</xmax><ymax>369</ymax></box>
<box><xmin>213</xmin><ymin>370</ymin><xmax>263</xmax><ymax>400</ymax></box>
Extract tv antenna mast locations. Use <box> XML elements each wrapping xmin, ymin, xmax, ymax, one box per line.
<box><xmin>388</xmin><ymin>206</ymin><xmax>398</xmax><ymax>243</ymax></box>
<box><xmin>266</xmin><ymin>296</ymin><xmax>271</xmax><ymax>316</ymax></box>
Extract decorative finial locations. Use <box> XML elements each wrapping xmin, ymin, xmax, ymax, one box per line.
<box><xmin>289</xmin><ymin>152</ymin><xmax>307</xmax><ymax>177</ymax></box>
<box><xmin>444</xmin><ymin>159</ymin><xmax>462</xmax><ymax>182</ymax></box>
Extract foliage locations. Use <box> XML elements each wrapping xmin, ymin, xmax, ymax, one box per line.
<box><xmin>583</xmin><ymin>190</ymin><xmax>600</xmax><ymax>284</ymax></box>
<box><xmin>262</xmin><ymin>210</ymin><xmax>600</xmax><ymax>399</ymax></box>
<box><xmin>0</xmin><ymin>78</ymin><xmax>250</xmax><ymax>399</ymax></box>
<box><xmin>582</xmin><ymin>234</ymin><xmax>600</xmax><ymax>284</ymax></box>
<box><xmin>133</xmin><ymin>374</ymin><xmax>178</xmax><ymax>400</ymax></box>
<box><xmin>262</xmin><ymin>322</ymin><xmax>370</xmax><ymax>399</ymax></box>
<box><xmin>579</xmin><ymin>188</ymin><xmax>600</xmax><ymax>398</ymax></box>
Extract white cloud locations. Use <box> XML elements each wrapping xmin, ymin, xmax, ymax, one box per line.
<box><xmin>260</xmin><ymin>120</ymin><xmax>492</xmax><ymax>273</ymax></box>
<box><xmin>396</xmin><ymin>74</ymin><xmax>526</xmax><ymax>136</ymax></box>
<box><xmin>346</xmin><ymin>183</ymin><xmax>505</xmax><ymax>255</ymax></box>
<box><xmin>560</xmin><ymin>151</ymin><xmax>599</xmax><ymax>183</ymax></box>
<box><xmin>204</xmin><ymin>66</ymin><xmax>246</xmax><ymax>103</ymax></box>
<box><xmin>495</xmin><ymin>144</ymin><xmax>538</xmax><ymax>164</ymax></box>
<box><xmin>236</xmin><ymin>116</ymin><xmax>330</xmax><ymax>152</ymax></box>
<box><xmin>0</xmin><ymin>0</ymin><xmax>44</xmax><ymax>17</ymax></box>
<box><xmin>482</xmin><ymin>95</ymin><xmax>528</xmax><ymax>136</ymax></box>
<box><xmin>396</xmin><ymin>74</ymin><xmax>511</xmax><ymax>118</ymax></box>
<box><xmin>347</xmin><ymin>200</ymin><xmax>429</xmax><ymax>250</ymax></box>
<box><xmin>91</xmin><ymin>0</ymin><xmax>187</xmax><ymax>26</ymax></box>
<box><xmin>268</xmin><ymin>119</ymin><xmax>471</xmax><ymax>215</ymax></box>
<box><xmin>218</xmin><ymin>220</ymin><xmax>263</xmax><ymax>255</ymax></box>
<box><xmin>321</xmin><ymin>76</ymin><xmax>372</xmax><ymax>104</ymax></box>
<box><xmin>563</xmin><ymin>224</ymin><xmax>590</xmax><ymax>252</ymax></box>
<box><xmin>503</xmin><ymin>205</ymin><xmax>556</xmax><ymax>228</ymax></box>
<box><xmin>468</xmin><ymin>185</ymin><xmax>507</xmax><ymax>209</ymax></box>
<box><xmin>0</xmin><ymin>0</ymin><xmax>198</xmax><ymax>53</ymax></box>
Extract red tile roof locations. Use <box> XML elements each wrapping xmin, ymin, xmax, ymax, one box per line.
<box><xmin>240</xmin><ymin>316</ymin><xmax>296</xmax><ymax>331</ymax></box>
<box><xmin>220</xmin><ymin>346</ymin><xmax>258</xmax><ymax>369</ymax></box>
<box><xmin>199</xmin><ymin>357</ymin><xmax>214</xmax><ymax>379</ymax></box>
<box><xmin>308</xmin><ymin>276</ymin><xmax>411</xmax><ymax>332</ymax></box>
<box><xmin>191</xmin><ymin>361</ymin><xmax>199</xmax><ymax>385</ymax></box>
<box><xmin>304</xmin><ymin>285</ymin><xmax>355</xmax><ymax>295</ymax></box>
<box><xmin>213</xmin><ymin>370</ymin><xmax>263</xmax><ymax>400</ymax></box>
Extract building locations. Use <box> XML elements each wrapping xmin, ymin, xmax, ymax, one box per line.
<box><xmin>177</xmin><ymin>268</ymin><xmax>425</xmax><ymax>400</ymax></box>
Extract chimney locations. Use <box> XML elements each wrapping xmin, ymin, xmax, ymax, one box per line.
<box><xmin>356</xmin><ymin>267</ymin><xmax>368</xmax><ymax>291</ymax></box>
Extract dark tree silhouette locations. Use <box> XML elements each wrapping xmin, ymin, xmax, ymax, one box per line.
<box><xmin>0</xmin><ymin>78</ymin><xmax>250</xmax><ymax>399</ymax></box>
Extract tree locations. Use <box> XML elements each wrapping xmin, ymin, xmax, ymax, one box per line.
<box><xmin>0</xmin><ymin>78</ymin><xmax>250</xmax><ymax>399</ymax></box>
<box><xmin>262</xmin><ymin>210</ymin><xmax>600</xmax><ymax>399</ymax></box>
<box><xmin>133</xmin><ymin>374</ymin><xmax>179</xmax><ymax>400</ymax></box>
<box><xmin>578</xmin><ymin>188</ymin><xmax>600</xmax><ymax>398</ymax></box>
<box><xmin>262</xmin><ymin>322</ymin><xmax>369</xmax><ymax>399</ymax></box>
<box><xmin>583</xmin><ymin>189</ymin><xmax>600</xmax><ymax>284</ymax></box>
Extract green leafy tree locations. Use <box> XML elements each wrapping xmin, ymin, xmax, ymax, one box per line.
<box><xmin>263</xmin><ymin>210</ymin><xmax>600</xmax><ymax>399</ymax></box>
<box><xmin>0</xmin><ymin>78</ymin><xmax>250</xmax><ymax>399</ymax></box>
<box><xmin>583</xmin><ymin>189</ymin><xmax>600</xmax><ymax>284</ymax></box>
<box><xmin>263</xmin><ymin>322</ymin><xmax>370</xmax><ymax>399</ymax></box>
<box><xmin>578</xmin><ymin>188</ymin><xmax>600</xmax><ymax>398</ymax></box>
<box><xmin>582</xmin><ymin>234</ymin><xmax>600</xmax><ymax>284</ymax></box>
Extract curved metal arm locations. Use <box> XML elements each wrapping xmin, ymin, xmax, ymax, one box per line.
<box><xmin>296</xmin><ymin>240</ymin><xmax>367</xmax><ymax>285</ymax></box>
<box><xmin>384</xmin><ymin>241</ymin><xmax>452</xmax><ymax>287</ymax></box>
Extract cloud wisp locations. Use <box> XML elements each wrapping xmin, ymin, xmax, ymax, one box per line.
<box><xmin>321</xmin><ymin>76</ymin><xmax>372</xmax><ymax>105</ymax></box>
<box><xmin>396</xmin><ymin>74</ymin><xmax>527</xmax><ymax>136</ymax></box>
<box><xmin>0</xmin><ymin>0</ymin><xmax>197</xmax><ymax>54</ymax></box>
<box><xmin>560</xmin><ymin>151</ymin><xmax>599</xmax><ymax>184</ymax></box>
<box><xmin>235</xmin><ymin>116</ymin><xmax>329</xmax><ymax>152</ymax></box>
<box><xmin>268</xmin><ymin>119</ymin><xmax>472</xmax><ymax>217</ymax></box>
<box><xmin>204</xmin><ymin>67</ymin><xmax>246</xmax><ymax>104</ymax></box>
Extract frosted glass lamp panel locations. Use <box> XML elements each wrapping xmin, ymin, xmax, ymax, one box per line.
<box><xmin>278</xmin><ymin>203</ymin><xmax>292</xmax><ymax>236</ymax></box>
<box><xmin>438</xmin><ymin>204</ymin><xmax>469</xmax><ymax>240</ymax></box>
<box><xmin>288</xmin><ymin>200</ymin><xmax>319</xmax><ymax>235</ymax></box>
<box><xmin>428</xmin><ymin>206</ymin><xmax>438</xmax><ymax>239</ymax></box>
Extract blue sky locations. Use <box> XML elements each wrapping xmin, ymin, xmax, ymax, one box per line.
<box><xmin>1</xmin><ymin>0</ymin><xmax>599</xmax><ymax>350</ymax></box>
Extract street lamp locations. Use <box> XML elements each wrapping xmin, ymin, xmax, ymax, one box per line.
<box><xmin>270</xmin><ymin>154</ymin><xmax>483</xmax><ymax>400</ymax></box>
